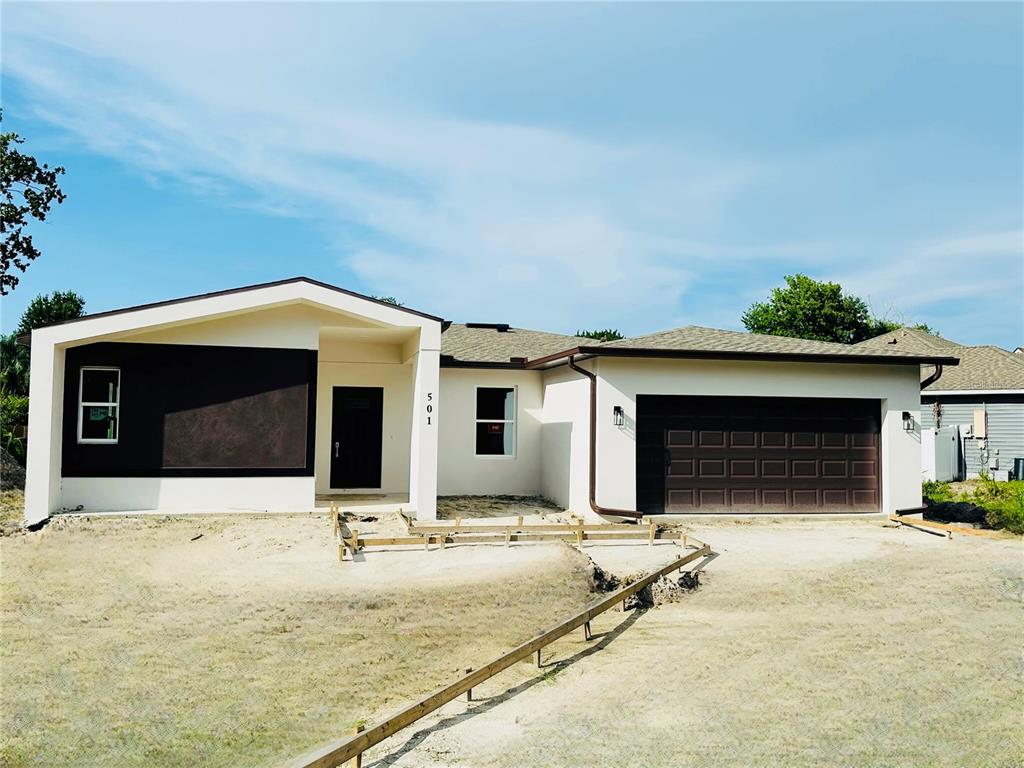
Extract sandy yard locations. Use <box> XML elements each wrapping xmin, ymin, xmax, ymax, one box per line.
<box><xmin>1</xmin><ymin>496</ymin><xmax>1022</xmax><ymax>767</ymax></box>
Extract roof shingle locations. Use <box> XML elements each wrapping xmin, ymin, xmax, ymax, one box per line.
<box><xmin>856</xmin><ymin>328</ymin><xmax>1024</xmax><ymax>391</ymax></box>
<box><xmin>440</xmin><ymin>324</ymin><xmax>593</xmax><ymax>364</ymax></box>
<box><xmin>599</xmin><ymin>325</ymin><xmax>947</xmax><ymax>360</ymax></box>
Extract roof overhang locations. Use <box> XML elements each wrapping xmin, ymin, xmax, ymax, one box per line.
<box><xmin>21</xmin><ymin>277</ymin><xmax>445</xmax><ymax>348</ymax></box>
<box><xmin>524</xmin><ymin>345</ymin><xmax>960</xmax><ymax>370</ymax></box>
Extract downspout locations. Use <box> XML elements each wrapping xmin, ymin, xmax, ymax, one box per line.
<box><xmin>566</xmin><ymin>355</ymin><xmax>643</xmax><ymax>521</ymax></box>
<box><xmin>921</xmin><ymin>364</ymin><xmax>944</xmax><ymax>390</ymax></box>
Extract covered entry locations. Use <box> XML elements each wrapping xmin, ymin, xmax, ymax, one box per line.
<box><xmin>636</xmin><ymin>395</ymin><xmax>881</xmax><ymax>514</ymax></box>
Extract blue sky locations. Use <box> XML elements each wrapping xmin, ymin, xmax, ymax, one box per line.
<box><xmin>2</xmin><ymin>2</ymin><xmax>1021</xmax><ymax>346</ymax></box>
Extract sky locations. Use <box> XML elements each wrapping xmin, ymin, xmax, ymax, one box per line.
<box><xmin>1</xmin><ymin>2</ymin><xmax>1022</xmax><ymax>347</ymax></box>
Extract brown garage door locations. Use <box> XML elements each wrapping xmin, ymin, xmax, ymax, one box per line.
<box><xmin>636</xmin><ymin>396</ymin><xmax>880</xmax><ymax>514</ymax></box>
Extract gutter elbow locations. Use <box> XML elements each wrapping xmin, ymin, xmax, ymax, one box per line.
<box><xmin>921</xmin><ymin>364</ymin><xmax>943</xmax><ymax>390</ymax></box>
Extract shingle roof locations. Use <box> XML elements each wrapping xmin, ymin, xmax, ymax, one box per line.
<box><xmin>854</xmin><ymin>327</ymin><xmax>961</xmax><ymax>354</ymax></box>
<box><xmin>856</xmin><ymin>328</ymin><xmax>1024</xmax><ymax>391</ymax></box>
<box><xmin>921</xmin><ymin>346</ymin><xmax>1024</xmax><ymax>391</ymax></box>
<box><xmin>440</xmin><ymin>324</ymin><xmax>594</xmax><ymax>364</ymax></box>
<box><xmin>597</xmin><ymin>325</ymin><xmax>947</xmax><ymax>360</ymax></box>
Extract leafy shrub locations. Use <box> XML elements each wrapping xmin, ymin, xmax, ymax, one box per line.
<box><xmin>0</xmin><ymin>393</ymin><xmax>29</xmax><ymax>465</ymax></box>
<box><xmin>921</xmin><ymin>478</ymin><xmax>1024</xmax><ymax>534</ymax></box>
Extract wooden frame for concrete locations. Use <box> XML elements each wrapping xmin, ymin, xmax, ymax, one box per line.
<box><xmin>285</xmin><ymin>540</ymin><xmax>712</xmax><ymax>768</ymax></box>
<box><xmin>331</xmin><ymin>507</ymin><xmax>686</xmax><ymax>561</ymax></box>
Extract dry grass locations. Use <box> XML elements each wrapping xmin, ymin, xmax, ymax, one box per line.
<box><xmin>0</xmin><ymin>490</ymin><xmax>24</xmax><ymax>536</ymax></box>
<box><xmin>0</xmin><ymin>500</ymin><xmax>596</xmax><ymax>767</ymax></box>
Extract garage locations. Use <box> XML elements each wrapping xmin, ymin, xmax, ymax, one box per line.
<box><xmin>636</xmin><ymin>395</ymin><xmax>881</xmax><ymax>514</ymax></box>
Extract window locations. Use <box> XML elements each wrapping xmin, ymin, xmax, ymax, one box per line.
<box><xmin>78</xmin><ymin>367</ymin><xmax>120</xmax><ymax>443</ymax></box>
<box><xmin>475</xmin><ymin>387</ymin><xmax>516</xmax><ymax>457</ymax></box>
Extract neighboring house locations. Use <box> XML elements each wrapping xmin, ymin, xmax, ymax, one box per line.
<box><xmin>856</xmin><ymin>327</ymin><xmax>1024</xmax><ymax>479</ymax></box>
<box><xmin>22</xmin><ymin>278</ymin><xmax>956</xmax><ymax>526</ymax></box>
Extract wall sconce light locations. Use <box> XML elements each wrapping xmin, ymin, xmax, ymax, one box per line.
<box><xmin>902</xmin><ymin>411</ymin><xmax>913</xmax><ymax>432</ymax></box>
<box><xmin>613</xmin><ymin>405</ymin><xmax>624</xmax><ymax>427</ymax></box>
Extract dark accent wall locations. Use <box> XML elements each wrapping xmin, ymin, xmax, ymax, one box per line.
<box><xmin>62</xmin><ymin>342</ymin><xmax>317</xmax><ymax>477</ymax></box>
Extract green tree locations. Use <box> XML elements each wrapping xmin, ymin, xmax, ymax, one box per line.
<box><xmin>742</xmin><ymin>274</ymin><xmax>930</xmax><ymax>344</ymax></box>
<box><xmin>1</xmin><ymin>110</ymin><xmax>67</xmax><ymax>294</ymax></box>
<box><xmin>15</xmin><ymin>290</ymin><xmax>86</xmax><ymax>334</ymax></box>
<box><xmin>576</xmin><ymin>328</ymin><xmax>625</xmax><ymax>342</ymax></box>
<box><xmin>1</xmin><ymin>290</ymin><xmax>85</xmax><ymax>397</ymax></box>
<box><xmin>372</xmin><ymin>295</ymin><xmax>403</xmax><ymax>306</ymax></box>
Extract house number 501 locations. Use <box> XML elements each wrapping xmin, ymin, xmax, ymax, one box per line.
<box><xmin>426</xmin><ymin>392</ymin><xmax>434</xmax><ymax>425</ymax></box>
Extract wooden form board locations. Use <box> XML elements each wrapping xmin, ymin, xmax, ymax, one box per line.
<box><xmin>889</xmin><ymin>514</ymin><xmax>1007</xmax><ymax>539</ymax></box>
<box><xmin>286</xmin><ymin>543</ymin><xmax>712</xmax><ymax>768</ymax></box>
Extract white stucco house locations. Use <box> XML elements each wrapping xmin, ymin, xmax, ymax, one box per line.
<box><xmin>22</xmin><ymin>277</ymin><xmax>958</xmax><ymax>526</ymax></box>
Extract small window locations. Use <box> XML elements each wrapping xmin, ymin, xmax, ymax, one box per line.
<box><xmin>475</xmin><ymin>387</ymin><xmax>515</xmax><ymax>457</ymax></box>
<box><xmin>78</xmin><ymin>367</ymin><xmax>120</xmax><ymax>443</ymax></box>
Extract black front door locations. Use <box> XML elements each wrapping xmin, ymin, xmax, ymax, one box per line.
<box><xmin>330</xmin><ymin>386</ymin><xmax>384</xmax><ymax>489</ymax></box>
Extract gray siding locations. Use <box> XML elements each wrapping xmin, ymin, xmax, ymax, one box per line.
<box><xmin>922</xmin><ymin>395</ymin><xmax>1024</xmax><ymax>477</ymax></box>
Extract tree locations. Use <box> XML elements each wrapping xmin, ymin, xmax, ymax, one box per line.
<box><xmin>871</xmin><ymin>318</ymin><xmax>938</xmax><ymax>336</ymax></box>
<box><xmin>576</xmin><ymin>328</ymin><xmax>624</xmax><ymax>342</ymax></box>
<box><xmin>1</xmin><ymin>110</ymin><xmax>67</xmax><ymax>294</ymax></box>
<box><xmin>372</xmin><ymin>295</ymin><xmax>403</xmax><ymax>306</ymax></box>
<box><xmin>15</xmin><ymin>290</ymin><xmax>86</xmax><ymax>335</ymax></box>
<box><xmin>742</xmin><ymin>274</ymin><xmax>930</xmax><ymax>344</ymax></box>
<box><xmin>1</xmin><ymin>291</ymin><xmax>85</xmax><ymax>397</ymax></box>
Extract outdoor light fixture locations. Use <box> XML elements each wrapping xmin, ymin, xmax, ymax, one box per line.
<box><xmin>613</xmin><ymin>405</ymin><xmax>624</xmax><ymax>427</ymax></box>
<box><xmin>902</xmin><ymin>411</ymin><xmax>913</xmax><ymax>432</ymax></box>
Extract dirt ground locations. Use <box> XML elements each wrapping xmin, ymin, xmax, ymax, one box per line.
<box><xmin>2</xmin><ymin>497</ymin><xmax>1022</xmax><ymax>767</ymax></box>
<box><xmin>0</xmin><ymin>500</ymin><xmax>599</xmax><ymax>767</ymax></box>
<box><xmin>366</xmin><ymin>521</ymin><xmax>1024</xmax><ymax>768</ymax></box>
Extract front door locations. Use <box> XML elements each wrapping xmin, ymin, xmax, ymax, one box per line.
<box><xmin>330</xmin><ymin>386</ymin><xmax>384</xmax><ymax>489</ymax></box>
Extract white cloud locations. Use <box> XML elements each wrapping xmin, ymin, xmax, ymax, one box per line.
<box><xmin>2</xmin><ymin>3</ymin><xmax>1020</xmax><ymax>345</ymax></box>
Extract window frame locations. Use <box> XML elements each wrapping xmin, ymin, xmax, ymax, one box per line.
<box><xmin>77</xmin><ymin>366</ymin><xmax>121</xmax><ymax>445</ymax></box>
<box><xmin>474</xmin><ymin>385</ymin><xmax>517</xmax><ymax>459</ymax></box>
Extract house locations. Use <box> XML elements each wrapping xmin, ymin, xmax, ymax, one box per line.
<box><xmin>856</xmin><ymin>327</ymin><xmax>1024</xmax><ymax>480</ymax></box>
<box><xmin>22</xmin><ymin>278</ymin><xmax>957</xmax><ymax>526</ymax></box>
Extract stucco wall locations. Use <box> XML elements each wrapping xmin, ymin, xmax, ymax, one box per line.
<box><xmin>538</xmin><ymin>365</ymin><xmax>591</xmax><ymax>512</ymax></box>
<box><xmin>316</xmin><ymin>337</ymin><xmax>413</xmax><ymax>494</ymax></box>
<box><xmin>437</xmin><ymin>368</ymin><xmax>544</xmax><ymax>496</ymax></box>
<box><xmin>568</xmin><ymin>357</ymin><xmax>922</xmax><ymax>520</ymax></box>
<box><xmin>61</xmin><ymin>477</ymin><xmax>315</xmax><ymax>513</ymax></box>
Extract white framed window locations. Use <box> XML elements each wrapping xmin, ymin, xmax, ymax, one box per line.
<box><xmin>475</xmin><ymin>386</ymin><xmax>516</xmax><ymax>458</ymax></box>
<box><xmin>78</xmin><ymin>367</ymin><xmax>120</xmax><ymax>444</ymax></box>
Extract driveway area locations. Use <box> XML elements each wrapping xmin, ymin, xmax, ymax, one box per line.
<box><xmin>361</xmin><ymin>520</ymin><xmax>1024</xmax><ymax>768</ymax></box>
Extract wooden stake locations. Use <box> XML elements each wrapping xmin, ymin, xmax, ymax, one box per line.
<box><xmin>504</xmin><ymin>528</ymin><xmax>511</xmax><ymax>547</ymax></box>
<box><xmin>535</xmin><ymin>649</ymin><xmax>542</xmax><ymax>668</ymax></box>
<box><xmin>648</xmin><ymin>522</ymin><xmax>656</xmax><ymax>547</ymax></box>
<box><xmin>350</xmin><ymin>723</ymin><xmax>364</xmax><ymax>768</ymax></box>
<box><xmin>516</xmin><ymin>515</ymin><xmax>523</xmax><ymax>528</ymax></box>
<box><xmin>583</xmin><ymin>621</ymin><xmax>592</xmax><ymax>641</ymax></box>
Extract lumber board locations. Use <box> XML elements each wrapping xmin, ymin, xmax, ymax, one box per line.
<box><xmin>405</xmin><ymin>522</ymin><xmax>647</xmax><ymax>535</ymax></box>
<box><xmin>890</xmin><ymin>515</ymin><xmax>1004</xmax><ymax>539</ymax></box>
<box><xmin>286</xmin><ymin>544</ymin><xmax>711</xmax><ymax>768</ymax></box>
<box><xmin>352</xmin><ymin>530</ymin><xmax>680</xmax><ymax>548</ymax></box>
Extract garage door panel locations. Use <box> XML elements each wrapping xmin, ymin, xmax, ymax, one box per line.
<box><xmin>730</xmin><ymin>488</ymin><xmax>758</xmax><ymax>506</ymax></box>
<box><xmin>730</xmin><ymin>431</ymin><xmax>756</xmax><ymax>448</ymax></box>
<box><xmin>730</xmin><ymin>459</ymin><xmax>757</xmax><ymax>478</ymax></box>
<box><xmin>698</xmin><ymin>488</ymin><xmax>727</xmax><ymax>506</ymax></box>
<box><xmin>637</xmin><ymin>395</ymin><xmax>880</xmax><ymax>514</ymax></box>
<box><xmin>698</xmin><ymin>458</ymin><xmax>726</xmax><ymax>478</ymax></box>
<box><xmin>667</xmin><ymin>430</ymin><xmax>694</xmax><ymax>448</ymax></box>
